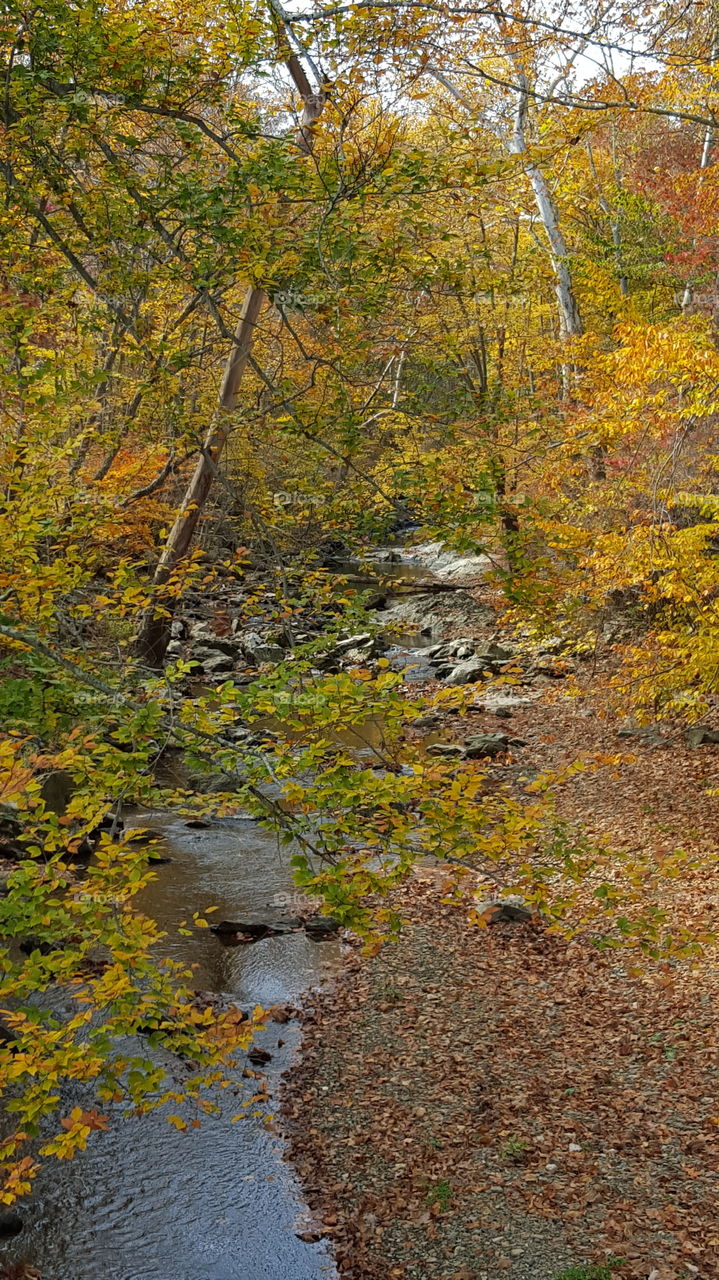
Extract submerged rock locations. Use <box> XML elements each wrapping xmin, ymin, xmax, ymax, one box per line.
<box><xmin>210</xmin><ymin>917</ymin><xmax>301</xmax><ymax>943</ymax></box>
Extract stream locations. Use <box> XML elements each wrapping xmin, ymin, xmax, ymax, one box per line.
<box><xmin>6</xmin><ymin>817</ymin><xmax>340</xmax><ymax>1280</ymax></box>
<box><xmin>3</xmin><ymin>541</ymin><xmax>492</xmax><ymax>1279</ymax></box>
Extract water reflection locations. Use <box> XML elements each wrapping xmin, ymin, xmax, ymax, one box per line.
<box><xmin>6</xmin><ymin>817</ymin><xmax>338</xmax><ymax>1280</ymax></box>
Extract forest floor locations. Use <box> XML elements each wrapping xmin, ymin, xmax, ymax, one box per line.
<box><xmin>282</xmin><ymin>631</ymin><xmax>719</xmax><ymax>1280</ymax></box>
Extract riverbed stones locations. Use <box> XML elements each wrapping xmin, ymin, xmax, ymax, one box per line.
<box><xmin>210</xmin><ymin>918</ymin><xmax>300</xmax><ymax>942</ymax></box>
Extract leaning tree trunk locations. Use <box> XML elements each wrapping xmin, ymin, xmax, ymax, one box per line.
<box><xmin>136</xmin><ymin>286</ymin><xmax>265</xmax><ymax>665</ymax></box>
<box><xmin>136</xmin><ymin>38</ymin><xmax>325</xmax><ymax>667</ymax></box>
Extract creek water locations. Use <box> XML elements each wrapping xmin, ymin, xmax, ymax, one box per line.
<box><xmin>4</xmin><ymin>544</ymin><xmax>474</xmax><ymax>1279</ymax></box>
<box><xmin>6</xmin><ymin>816</ymin><xmax>339</xmax><ymax>1280</ymax></box>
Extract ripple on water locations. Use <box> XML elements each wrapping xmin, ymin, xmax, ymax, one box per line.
<box><xmin>6</xmin><ymin>816</ymin><xmax>339</xmax><ymax>1280</ymax></box>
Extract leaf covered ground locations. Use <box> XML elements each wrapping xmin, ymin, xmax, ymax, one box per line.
<box><xmin>283</xmin><ymin>663</ymin><xmax>719</xmax><ymax>1280</ymax></box>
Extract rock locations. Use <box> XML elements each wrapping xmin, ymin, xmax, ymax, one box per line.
<box><xmin>483</xmin><ymin>642</ymin><xmax>514</xmax><ymax>661</ymax></box>
<box><xmin>444</xmin><ymin>657</ymin><xmax>493</xmax><ymax>685</ymax></box>
<box><xmin>0</xmin><ymin>1021</ymin><xmax>19</xmax><ymax>1049</ymax></box>
<box><xmin>452</xmin><ymin>642</ymin><xmax>475</xmax><ymax>660</ymax></box>
<box><xmin>210</xmin><ymin>917</ymin><xmax>300</xmax><ymax>943</ymax></box>
<box><xmin>686</xmin><ymin>726</ymin><xmax>719</xmax><ymax>748</ymax></box>
<box><xmin>412</xmin><ymin>714</ymin><xmax>442</xmax><ymax>730</ymax></box>
<box><xmin>335</xmin><ymin>633</ymin><xmax>373</xmax><ymax>652</ymax></box>
<box><xmin>240</xmin><ymin>632</ymin><xmax>285</xmax><ymax>665</ymax></box>
<box><xmin>304</xmin><ymin>915</ymin><xmax>341</xmax><ymax>939</ymax></box>
<box><xmin>0</xmin><ymin>1210</ymin><xmax>23</xmax><ymax>1239</ymax></box>
<box><xmin>475</xmin><ymin>896</ymin><xmax>535</xmax><ymax>924</ymax></box>
<box><xmin>185</xmin><ymin>819</ymin><xmax>211</xmax><ymax>829</ymax></box>
<box><xmin>476</xmin><ymin>692</ymin><xmax>536</xmax><ymax>714</ymax></box>
<box><xmin>464</xmin><ymin>733</ymin><xmax>526</xmax><ymax>759</ymax></box>
<box><xmin>191</xmin><ymin>770</ymin><xmax>246</xmax><ymax>794</ymax></box>
<box><xmin>342</xmin><ymin>646</ymin><xmax>375</xmax><ymax>666</ymax></box>
<box><xmin>248</xmin><ymin>1046</ymin><xmax>273</xmax><ymax>1065</ymax></box>
<box><xmin>426</xmin><ymin>642</ymin><xmax>451</xmax><ymax>659</ymax></box>
<box><xmin>19</xmin><ymin>935</ymin><xmax>60</xmax><ymax>956</ymax></box>
<box><xmin>494</xmin><ymin>707</ymin><xmax>513</xmax><ymax>719</ymax></box>
<box><xmin>188</xmin><ymin>626</ymin><xmax>239</xmax><ymax>657</ymax></box>
<box><xmin>398</xmin><ymin>540</ymin><xmax>492</xmax><ymax>582</ymax></box>
<box><xmin>198</xmin><ymin>651</ymin><xmax>235</xmax><ymax>675</ymax></box>
<box><xmin>617</xmin><ymin>722</ymin><xmax>666</xmax><ymax>746</ymax></box>
<box><xmin>426</xmin><ymin>742</ymin><xmax>466</xmax><ymax>757</ymax></box>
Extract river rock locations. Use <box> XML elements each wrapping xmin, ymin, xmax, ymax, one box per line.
<box><xmin>426</xmin><ymin>742</ymin><xmax>466</xmax><ymax>757</ymax></box>
<box><xmin>412</xmin><ymin>713</ymin><xmax>442</xmax><ymax>729</ymax></box>
<box><xmin>304</xmin><ymin>915</ymin><xmax>341</xmax><ymax>939</ymax></box>
<box><xmin>248</xmin><ymin>1046</ymin><xmax>273</xmax><ymax>1065</ymax></box>
<box><xmin>240</xmin><ymin>632</ymin><xmax>285</xmax><ymax>665</ymax></box>
<box><xmin>444</xmin><ymin>656</ymin><xmax>493</xmax><ymax>685</ymax></box>
<box><xmin>335</xmin><ymin>632</ymin><xmax>373</xmax><ymax>652</ymax></box>
<box><xmin>475</xmin><ymin>895</ymin><xmax>535</xmax><ymax>924</ymax></box>
<box><xmin>464</xmin><ymin>732</ymin><xmax>526</xmax><ymax>758</ymax></box>
<box><xmin>210</xmin><ymin>917</ymin><xmax>301</xmax><ymax>943</ymax></box>
<box><xmin>686</xmin><ymin>725</ymin><xmax>719</xmax><ymax>747</ymax></box>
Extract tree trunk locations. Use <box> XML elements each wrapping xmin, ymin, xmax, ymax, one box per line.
<box><xmin>506</xmin><ymin>74</ymin><xmax>582</xmax><ymax>340</ymax></box>
<box><xmin>136</xmin><ymin>31</ymin><xmax>325</xmax><ymax>667</ymax></box>
<box><xmin>136</xmin><ymin>286</ymin><xmax>265</xmax><ymax>666</ymax></box>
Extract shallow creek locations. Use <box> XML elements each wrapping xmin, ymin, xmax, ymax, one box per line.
<box><xmin>5</xmin><ymin>545</ymin><xmax>483</xmax><ymax>1278</ymax></box>
<box><xmin>7</xmin><ymin>817</ymin><xmax>340</xmax><ymax>1280</ymax></box>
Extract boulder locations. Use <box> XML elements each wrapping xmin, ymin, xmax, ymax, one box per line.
<box><xmin>210</xmin><ymin>917</ymin><xmax>301</xmax><ymax>943</ymax></box>
<box><xmin>188</xmin><ymin>624</ymin><xmax>239</xmax><ymax>657</ymax></box>
<box><xmin>412</xmin><ymin>713</ymin><xmax>442</xmax><ymax>730</ymax></box>
<box><xmin>248</xmin><ymin>1046</ymin><xmax>273</xmax><ymax>1065</ymax></box>
<box><xmin>426</xmin><ymin>742</ymin><xmax>466</xmax><ymax>757</ymax></box>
